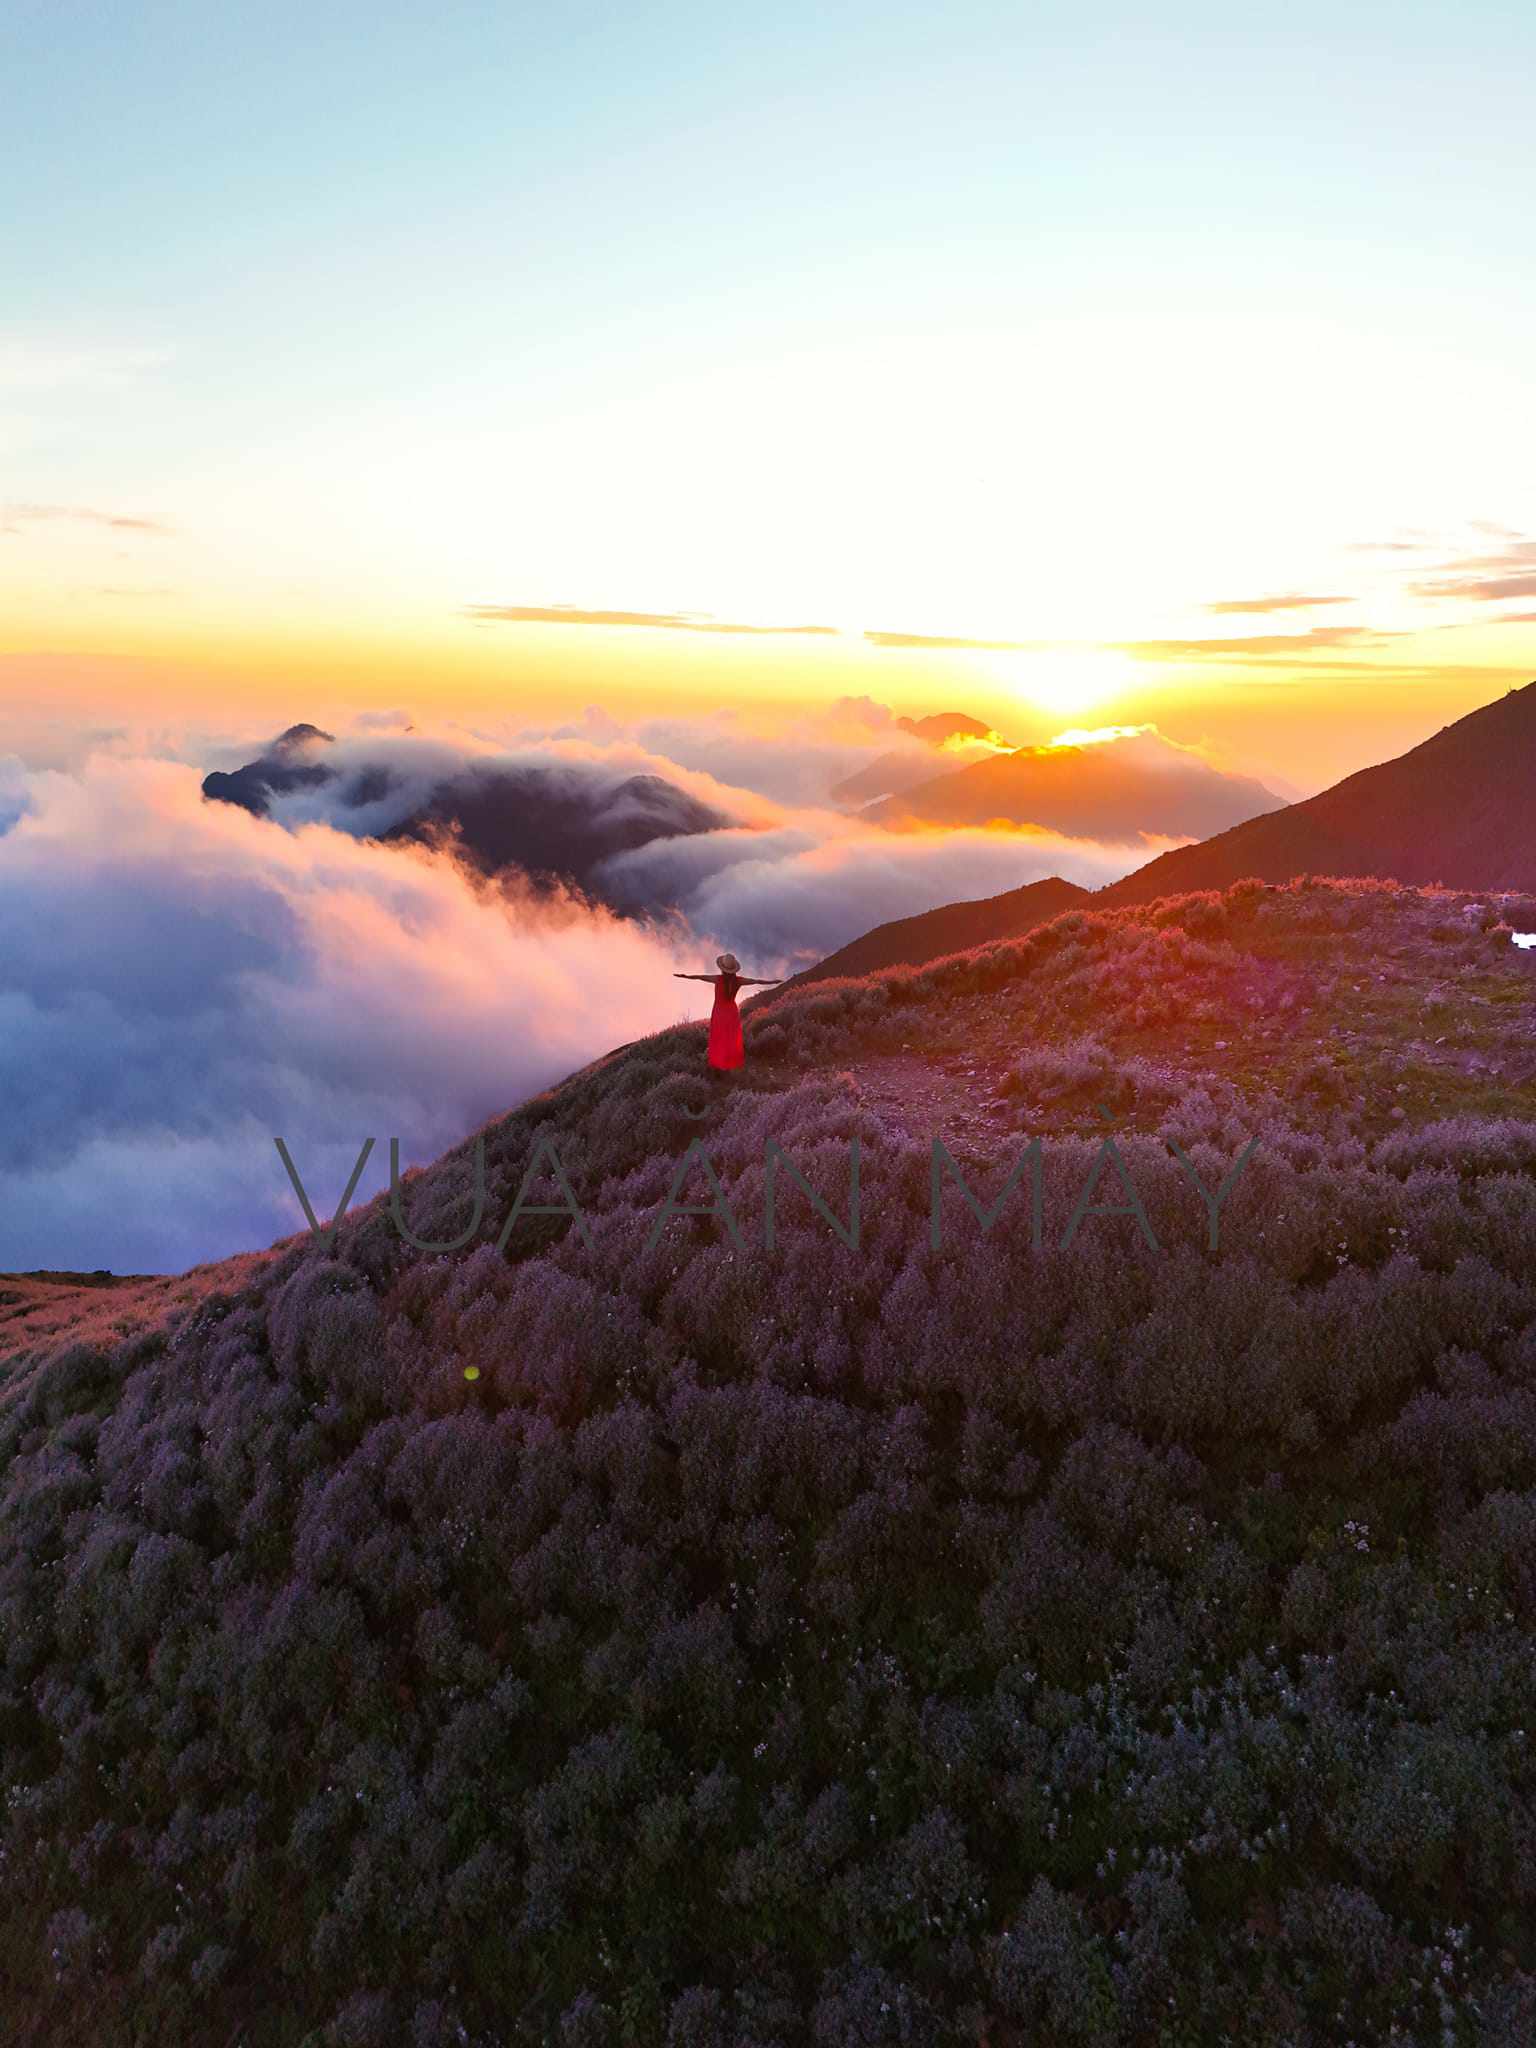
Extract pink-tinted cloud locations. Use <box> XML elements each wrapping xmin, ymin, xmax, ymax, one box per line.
<box><xmin>1417</xmin><ymin>573</ymin><xmax>1536</xmax><ymax>603</ymax></box>
<box><xmin>1410</xmin><ymin>538</ymin><xmax>1536</xmax><ymax>602</ymax></box>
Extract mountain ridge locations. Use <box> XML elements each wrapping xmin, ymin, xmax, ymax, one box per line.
<box><xmin>1098</xmin><ymin>678</ymin><xmax>1536</xmax><ymax>905</ymax></box>
<box><xmin>763</xmin><ymin>874</ymin><xmax>1090</xmax><ymax>996</ymax></box>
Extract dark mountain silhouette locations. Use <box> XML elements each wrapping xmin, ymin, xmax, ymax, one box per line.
<box><xmin>829</xmin><ymin>710</ymin><xmax>1007</xmax><ymax>806</ymax></box>
<box><xmin>271</xmin><ymin>720</ymin><xmax>334</xmax><ymax>751</ymax></box>
<box><xmin>383</xmin><ymin>764</ymin><xmax>727</xmax><ymax>890</ymax></box>
<box><xmin>865</xmin><ymin>725</ymin><xmax>1282</xmax><ymax>840</ymax></box>
<box><xmin>894</xmin><ymin>711</ymin><xmax>995</xmax><ymax>744</ymax></box>
<box><xmin>201</xmin><ymin>723</ymin><xmax>729</xmax><ymax>898</ymax></box>
<box><xmin>200</xmin><ymin>722</ymin><xmax>337</xmax><ymax>813</ymax></box>
<box><xmin>765</xmin><ymin>874</ymin><xmax>1090</xmax><ymax>995</ymax></box>
<box><xmin>1100</xmin><ymin>678</ymin><xmax>1536</xmax><ymax>906</ymax></box>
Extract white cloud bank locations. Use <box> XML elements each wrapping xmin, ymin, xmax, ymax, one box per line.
<box><xmin>0</xmin><ymin>754</ymin><xmax>691</xmax><ymax>1270</ymax></box>
<box><xmin>0</xmin><ymin>712</ymin><xmax>1156</xmax><ymax>1270</ymax></box>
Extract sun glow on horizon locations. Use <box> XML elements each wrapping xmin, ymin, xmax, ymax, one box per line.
<box><xmin>1046</xmin><ymin>722</ymin><xmax>1150</xmax><ymax>749</ymax></box>
<box><xmin>981</xmin><ymin>648</ymin><xmax>1141</xmax><ymax>722</ymax></box>
<box><xmin>936</xmin><ymin>726</ymin><xmax>1013</xmax><ymax>757</ymax></box>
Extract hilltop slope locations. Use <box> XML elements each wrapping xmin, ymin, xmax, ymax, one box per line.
<box><xmin>4</xmin><ymin>881</ymin><xmax>1536</xmax><ymax>2044</ymax></box>
<box><xmin>764</xmin><ymin>874</ymin><xmax>1089</xmax><ymax>994</ymax></box>
<box><xmin>1101</xmin><ymin>678</ymin><xmax>1536</xmax><ymax>905</ymax></box>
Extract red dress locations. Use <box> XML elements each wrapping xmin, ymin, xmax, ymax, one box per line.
<box><xmin>707</xmin><ymin>972</ymin><xmax>745</xmax><ymax>1069</ymax></box>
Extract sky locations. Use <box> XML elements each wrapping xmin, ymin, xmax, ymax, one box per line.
<box><xmin>4</xmin><ymin>0</ymin><xmax>1536</xmax><ymax>796</ymax></box>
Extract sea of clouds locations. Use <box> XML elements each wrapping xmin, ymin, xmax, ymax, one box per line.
<box><xmin>0</xmin><ymin>701</ymin><xmax>1159</xmax><ymax>1271</ymax></box>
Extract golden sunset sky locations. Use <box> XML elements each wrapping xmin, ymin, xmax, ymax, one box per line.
<box><xmin>5</xmin><ymin>1</ymin><xmax>1535</xmax><ymax>794</ymax></box>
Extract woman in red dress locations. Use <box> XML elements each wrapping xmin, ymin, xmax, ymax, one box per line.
<box><xmin>674</xmin><ymin>952</ymin><xmax>781</xmax><ymax>1071</ymax></box>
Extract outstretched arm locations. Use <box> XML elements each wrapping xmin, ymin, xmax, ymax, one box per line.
<box><xmin>741</xmin><ymin>976</ymin><xmax>782</xmax><ymax>985</ymax></box>
<box><xmin>673</xmin><ymin>971</ymin><xmax>714</xmax><ymax>981</ymax></box>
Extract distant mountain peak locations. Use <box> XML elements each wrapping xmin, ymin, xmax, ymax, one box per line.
<box><xmin>272</xmin><ymin>721</ymin><xmax>335</xmax><ymax>752</ymax></box>
<box><xmin>866</xmin><ymin>723</ymin><xmax>1282</xmax><ymax>842</ymax></box>
<box><xmin>201</xmin><ymin>723</ymin><xmax>339</xmax><ymax>816</ymax></box>
<box><xmin>894</xmin><ymin>711</ymin><xmax>996</xmax><ymax>744</ymax></box>
<box><xmin>830</xmin><ymin>709</ymin><xmax>1010</xmax><ymax>808</ymax></box>
<box><xmin>200</xmin><ymin>729</ymin><xmax>729</xmax><ymax>902</ymax></box>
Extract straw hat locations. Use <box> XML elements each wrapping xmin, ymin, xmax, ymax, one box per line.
<box><xmin>716</xmin><ymin>952</ymin><xmax>740</xmax><ymax>971</ymax></box>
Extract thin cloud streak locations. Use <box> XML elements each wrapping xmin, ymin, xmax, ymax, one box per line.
<box><xmin>1204</xmin><ymin>594</ymin><xmax>1353</xmax><ymax>616</ymax></box>
<box><xmin>1409</xmin><ymin>538</ymin><xmax>1536</xmax><ymax>602</ymax></box>
<box><xmin>1345</xmin><ymin>537</ymin><xmax>1436</xmax><ymax>554</ymax></box>
<box><xmin>1413</xmin><ymin>573</ymin><xmax>1536</xmax><ymax>603</ymax></box>
<box><xmin>1</xmin><ymin>501</ymin><xmax>171</xmax><ymax>536</ymax></box>
<box><xmin>464</xmin><ymin>604</ymin><xmax>838</xmax><ymax>636</ymax></box>
<box><xmin>1118</xmin><ymin>627</ymin><xmax>1387</xmax><ymax>658</ymax></box>
<box><xmin>467</xmin><ymin>608</ymin><xmax>1056</xmax><ymax>653</ymax></box>
<box><xmin>862</xmin><ymin>630</ymin><xmax>1043</xmax><ymax>650</ymax></box>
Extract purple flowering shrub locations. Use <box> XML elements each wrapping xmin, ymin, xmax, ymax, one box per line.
<box><xmin>997</xmin><ymin>1038</ymin><xmax>1182</xmax><ymax>1117</ymax></box>
<box><xmin>3</xmin><ymin>880</ymin><xmax>1536</xmax><ymax>2041</ymax></box>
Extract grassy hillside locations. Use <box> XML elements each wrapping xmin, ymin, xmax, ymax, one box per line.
<box><xmin>4</xmin><ymin>879</ymin><xmax>1536</xmax><ymax>2044</ymax></box>
<box><xmin>764</xmin><ymin>876</ymin><xmax>1089</xmax><ymax>997</ymax></box>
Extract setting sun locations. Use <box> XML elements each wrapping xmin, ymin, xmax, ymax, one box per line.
<box><xmin>982</xmin><ymin>648</ymin><xmax>1140</xmax><ymax>721</ymax></box>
